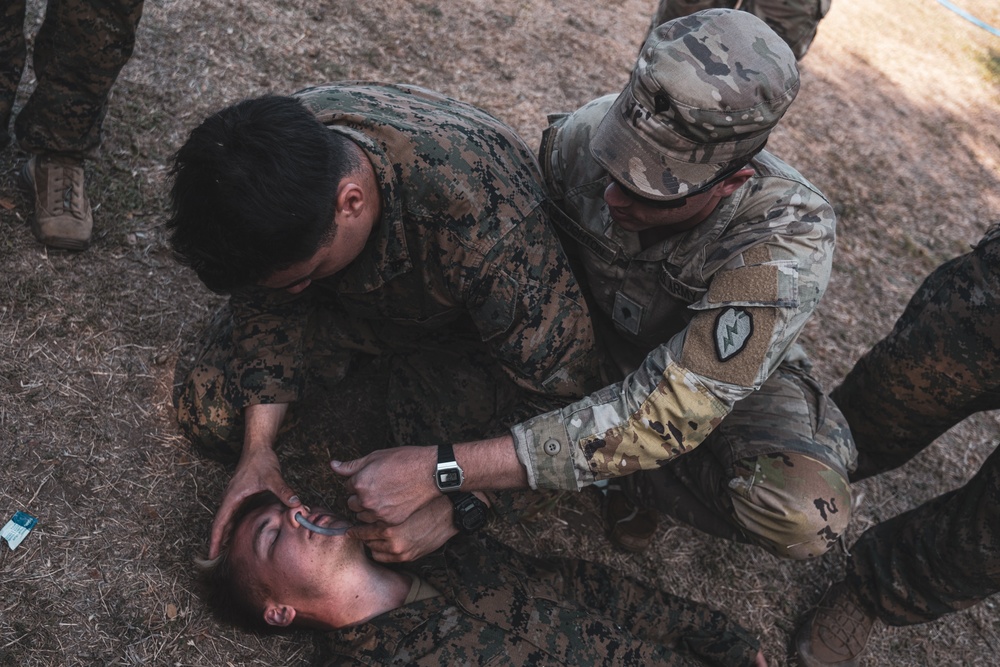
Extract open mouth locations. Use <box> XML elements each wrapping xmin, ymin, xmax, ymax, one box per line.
<box><xmin>294</xmin><ymin>512</ymin><xmax>351</xmax><ymax>536</ymax></box>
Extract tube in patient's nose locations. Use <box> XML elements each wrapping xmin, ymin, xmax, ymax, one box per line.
<box><xmin>294</xmin><ymin>512</ymin><xmax>350</xmax><ymax>536</ymax></box>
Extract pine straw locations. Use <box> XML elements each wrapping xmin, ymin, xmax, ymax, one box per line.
<box><xmin>1</xmin><ymin>0</ymin><xmax>999</xmax><ymax>664</ymax></box>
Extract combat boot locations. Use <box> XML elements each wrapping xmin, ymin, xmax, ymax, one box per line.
<box><xmin>21</xmin><ymin>154</ymin><xmax>93</xmax><ymax>250</ymax></box>
<box><xmin>794</xmin><ymin>580</ymin><xmax>877</xmax><ymax>666</ymax></box>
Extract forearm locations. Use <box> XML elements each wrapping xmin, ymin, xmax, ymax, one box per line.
<box><xmin>242</xmin><ymin>402</ymin><xmax>289</xmax><ymax>456</ymax></box>
<box><xmin>209</xmin><ymin>401</ymin><xmax>298</xmax><ymax>557</ymax></box>
<box><xmin>511</xmin><ymin>346</ymin><xmax>736</xmax><ymax>491</ymax></box>
<box><xmin>454</xmin><ymin>435</ymin><xmax>528</xmax><ymax>490</ymax></box>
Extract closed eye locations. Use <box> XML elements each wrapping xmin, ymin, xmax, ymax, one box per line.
<box><xmin>269</xmin><ymin>524</ymin><xmax>281</xmax><ymax>556</ymax></box>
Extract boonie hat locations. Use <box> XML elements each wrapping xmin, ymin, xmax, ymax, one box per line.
<box><xmin>591</xmin><ymin>8</ymin><xmax>799</xmax><ymax>200</ymax></box>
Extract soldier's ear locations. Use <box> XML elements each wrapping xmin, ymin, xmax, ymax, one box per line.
<box><xmin>716</xmin><ymin>168</ymin><xmax>755</xmax><ymax>197</ymax></box>
<box><xmin>335</xmin><ymin>180</ymin><xmax>366</xmax><ymax>217</ymax></box>
<box><xmin>264</xmin><ymin>603</ymin><xmax>297</xmax><ymax>627</ymax></box>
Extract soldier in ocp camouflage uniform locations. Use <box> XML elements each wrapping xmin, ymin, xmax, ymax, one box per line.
<box><xmin>647</xmin><ymin>0</ymin><xmax>832</xmax><ymax>60</ymax></box>
<box><xmin>336</xmin><ymin>9</ymin><xmax>856</xmax><ymax>564</ymax></box>
<box><xmin>204</xmin><ymin>493</ymin><xmax>765</xmax><ymax>667</ymax></box>
<box><xmin>795</xmin><ymin>223</ymin><xmax>1000</xmax><ymax>666</ymax></box>
<box><xmin>512</xmin><ymin>8</ymin><xmax>855</xmax><ymax>559</ymax></box>
<box><xmin>168</xmin><ymin>84</ymin><xmax>600</xmax><ymax>561</ymax></box>
<box><xmin>1</xmin><ymin>0</ymin><xmax>144</xmax><ymax>249</ymax></box>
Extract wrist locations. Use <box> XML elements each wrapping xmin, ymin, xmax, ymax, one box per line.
<box><xmin>434</xmin><ymin>443</ymin><xmax>465</xmax><ymax>492</ymax></box>
<box><xmin>241</xmin><ymin>436</ymin><xmax>276</xmax><ymax>459</ymax></box>
<box><xmin>449</xmin><ymin>491</ymin><xmax>490</xmax><ymax>533</ymax></box>
<box><xmin>453</xmin><ymin>435</ymin><xmax>526</xmax><ymax>490</ymax></box>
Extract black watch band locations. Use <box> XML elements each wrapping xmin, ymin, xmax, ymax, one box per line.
<box><xmin>435</xmin><ymin>443</ymin><xmax>465</xmax><ymax>492</ymax></box>
<box><xmin>450</xmin><ymin>492</ymin><xmax>489</xmax><ymax>533</ymax></box>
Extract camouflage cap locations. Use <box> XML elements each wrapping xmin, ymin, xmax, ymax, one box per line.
<box><xmin>591</xmin><ymin>8</ymin><xmax>799</xmax><ymax>200</ymax></box>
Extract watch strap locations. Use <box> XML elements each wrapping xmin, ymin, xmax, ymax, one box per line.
<box><xmin>438</xmin><ymin>442</ymin><xmax>456</xmax><ymax>466</ymax></box>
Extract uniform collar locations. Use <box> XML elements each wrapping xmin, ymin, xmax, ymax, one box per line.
<box><xmin>325</xmin><ymin>126</ymin><xmax>412</xmax><ymax>293</ymax></box>
<box><xmin>609</xmin><ymin>176</ymin><xmax>749</xmax><ymax>265</ymax></box>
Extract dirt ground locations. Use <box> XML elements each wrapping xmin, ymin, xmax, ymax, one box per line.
<box><xmin>1</xmin><ymin>0</ymin><xmax>999</xmax><ymax>665</ymax></box>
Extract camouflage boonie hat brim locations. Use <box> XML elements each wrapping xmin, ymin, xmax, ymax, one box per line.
<box><xmin>591</xmin><ymin>8</ymin><xmax>800</xmax><ymax>200</ymax></box>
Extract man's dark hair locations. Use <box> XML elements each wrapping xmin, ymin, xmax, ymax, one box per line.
<box><xmin>195</xmin><ymin>492</ymin><xmax>283</xmax><ymax>633</ymax></box>
<box><xmin>167</xmin><ymin>95</ymin><xmax>362</xmax><ymax>293</ymax></box>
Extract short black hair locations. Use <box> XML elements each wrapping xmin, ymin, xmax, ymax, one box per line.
<box><xmin>196</xmin><ymin>492</ymin><xmax>283</xmax><ymax>633</ymax></box>
<box><xmin>167</xmin><ymin>95</ymin><xmax>361</xmax><ymax>293</ymax></box>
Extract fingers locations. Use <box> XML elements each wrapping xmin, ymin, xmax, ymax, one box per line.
<box><xmin>208</xmin><ymin>494</ymin><xmax>242</xmax><ymax>559</ymax></box>
<box><xmin>207</xmin><ymin>459</ymin><xmax>299</xmax><ymax>559</ymax></box>
<box><xmin>348</xmin><ymin>497</ymin><xmax>457</xmax><ymax>563</ymax></box>
<box><xmin>256</xmin><ymin>461</ymin><xmax>300</xmax><ymax>508</ymax></box>
<box><xmin>346</xmin><ymin>495</ymin><xmax>384</xmax><ymax>525</ymax></box>
<box><xmin>330</xmin><ymin>457</ymin><xmax>365</xmax><ymax>478</ymax></box>
<box><xmin>353</xmin><ymin>527</ymin><xmax>426</xmax><ymax>563</ymax></box>
<box><xmin>346</xmin><ymin>494</ymin><xmax>370</xmax><ymax>517</ymax></box>
<box><xmin>274</xmin><ymin>483</ymin><xmax>301</xmax><ymax>509</ymax></box>
<box><xmin>346</xmin><ymin>522</ymin><xmax>384</xmax><ymax>542</ymax></box>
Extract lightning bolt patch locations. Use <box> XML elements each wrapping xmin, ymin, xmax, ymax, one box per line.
<box><xmin>714</xmin><ymin>307</ymin><xmax>753</xmax><ymax>361</ymax></box>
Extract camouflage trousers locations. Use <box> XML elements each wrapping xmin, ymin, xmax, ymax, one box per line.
<box><xmin>628</xmin><ymin>356</ymin><xmax>856</xmax><ymax>560</ymax></box>
<box><xmin>835</xmin><ymin>225</ymin><xmax>1000</xmax><ymax>624</ymax></box>
<box><xmin>176</xmin><ymin>305</ymin><xmax>556</xmax><ymax>464</ymax></box>
<box><xmin>0</xmin><ymin>0</ymin><xmax>144</xmax><ymax>154</ymax></box>
<box><xmin>648</xmin><ymin>0</ymin><xmax>831</xmax><ymax>60</ymax></box>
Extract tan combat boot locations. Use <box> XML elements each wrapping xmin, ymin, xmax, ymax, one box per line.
<box><xmin>21</xmin><ymin>155</ymin><xmax>93</xmax><ymax>250</ymax></box>
<box><xmin>794</xmin><ymin>581</ymin><xmax>877</xmax><ymax>666</ymax></box>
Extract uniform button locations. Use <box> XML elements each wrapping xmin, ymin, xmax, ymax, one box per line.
<box><xmin>543</xmin><ymin>438</ymin><xmax>561</xmax><ymax>455</ymax></box>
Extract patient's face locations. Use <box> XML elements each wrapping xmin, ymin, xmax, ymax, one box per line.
<box><xmin>229</xmin><ymin>499</ymin><xmax>356</xmax><ymax>604</ymax></box>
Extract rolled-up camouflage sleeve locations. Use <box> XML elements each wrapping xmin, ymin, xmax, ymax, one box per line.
<box><xmin>223</xmin><ymin>287</ymin><xmax>313</xmax><ymax>409</ymax></box>
<box><xmin>469</xmin><ymin>206</ymin><xmax>601</xmax><ymax>404</ymax></box>
<box><xmin>512</xmin><ymin>185</ymin><xmax>836</xmax><ymax>491</ymax></box>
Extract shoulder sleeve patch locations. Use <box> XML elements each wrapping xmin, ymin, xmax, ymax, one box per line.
<box><xmin>682</xmin><ymin>305</ymin><xmax>776</xmax><ymax>388</ymax></box>
<box><xmin>714</xmin><ymin>307</ymin><xmax>753</xmax><ymax>361</ymax></box>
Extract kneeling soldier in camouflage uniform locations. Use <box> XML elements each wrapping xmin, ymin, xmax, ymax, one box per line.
<box><xmin>646</xmin><ymin>0</ymin><xmax>832</xmax><ymax>60</ymax></box>
<box><xmin>795</xmin><ymin>223</ymin><xmax>1000</xmax><ymax>666</ymax></box>
<box><xmin>201</xmin><ymin>492</ymin><xmax>767</xmax><ymax>667</ymax></box>
<box><xmin>335</xmin><ymin>9</ymin><xmax>856</xmax><ymax>562</ymax></box>
<box><xmin>167</xmin><ymin>87</ymin><xmax>600</xmax><ymax>561</ymax></box>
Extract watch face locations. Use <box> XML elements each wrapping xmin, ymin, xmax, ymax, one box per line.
<box><xmin>460</xmin><ymin>505</ymin><xmax>487</xmax><ymax>530</ymax></box>
<box><xmin>454</xmin><ymin>495</ymin><xmax>488</xmax><ymax>532</ymax></box>
<box><xmin>437</xmin><ymin>470</ymin><xmax>462</xmax><ymax>487</ymax></box>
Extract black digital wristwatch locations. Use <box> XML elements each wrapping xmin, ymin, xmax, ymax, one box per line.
<box><xmin>435</xmin><ymin>443</ymin><xmax>465</xmax><ymax>492</ymax></box>
<box><xmin>450</xmin><ymin>492</ymin><xmax>489</xmax><ymax>533</ymax></box>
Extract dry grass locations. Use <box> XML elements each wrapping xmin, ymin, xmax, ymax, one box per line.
<box><xmin>1</xmin><ymin>0</ymin><xmax>999</xmax><ymax>665</ymax></box>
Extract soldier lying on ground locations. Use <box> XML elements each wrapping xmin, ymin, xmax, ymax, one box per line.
<box><xmin>199</xmin><ymin>491</ymin><xmax>767</xmax><ymax>667</ymax></box>
<box><xmin>166</xmin><ymin>86</ymin><xmax>602</xmax><ymax>560</ymax></box>
<box><xmin>335</xmin><ymin>9</ymin><xmax>856</xmax><ymax>563</ymax></box>
<box><xmin>795</xmin><ymin>223</ymin><xmax>1000</xmax><ymax>666</ymax></box>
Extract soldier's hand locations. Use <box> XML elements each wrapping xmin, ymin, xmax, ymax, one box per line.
<box><xmin>348</xmin><ymin>495</ymin><xmax>458</xmax><ymax>562</ymax></box>
<box><xmin>331</xmin><ymin>446</ymin><xmax>439</xmax><ymax>525</ymax></box>
<box><xmin>208</xmin><ymin>446</ymin><xmax>301</xmax><ymax>558</ymax></box>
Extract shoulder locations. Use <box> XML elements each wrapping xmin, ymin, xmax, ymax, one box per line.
<box><xmin>747</xmin><ymin>151</ymin><xmax>831</xmax><ymax>205</ymax></box>
<box><xmin>293</xmin><ymin>82</ymin><xmax>512</xmax><ymax>139</ymax></box>
<box><xmin>554</xmin><ymin>94</ymin><xmax>617</xmax><ymax>157</ymax></box>
<box><xmin>732</xmin><ymin>151</ymin><xmax>836</xmax><ymax>233</ymax></box>
<box><xmin>546</xmin><ymin>94</ymin><xmax>617</xmax><ymax>200</ymax></box>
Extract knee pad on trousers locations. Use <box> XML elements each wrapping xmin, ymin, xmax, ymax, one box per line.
<box><xmin>728</xmin><ymin>453</ymin><xmax>852</xmax><ymax>560</ymax></box>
